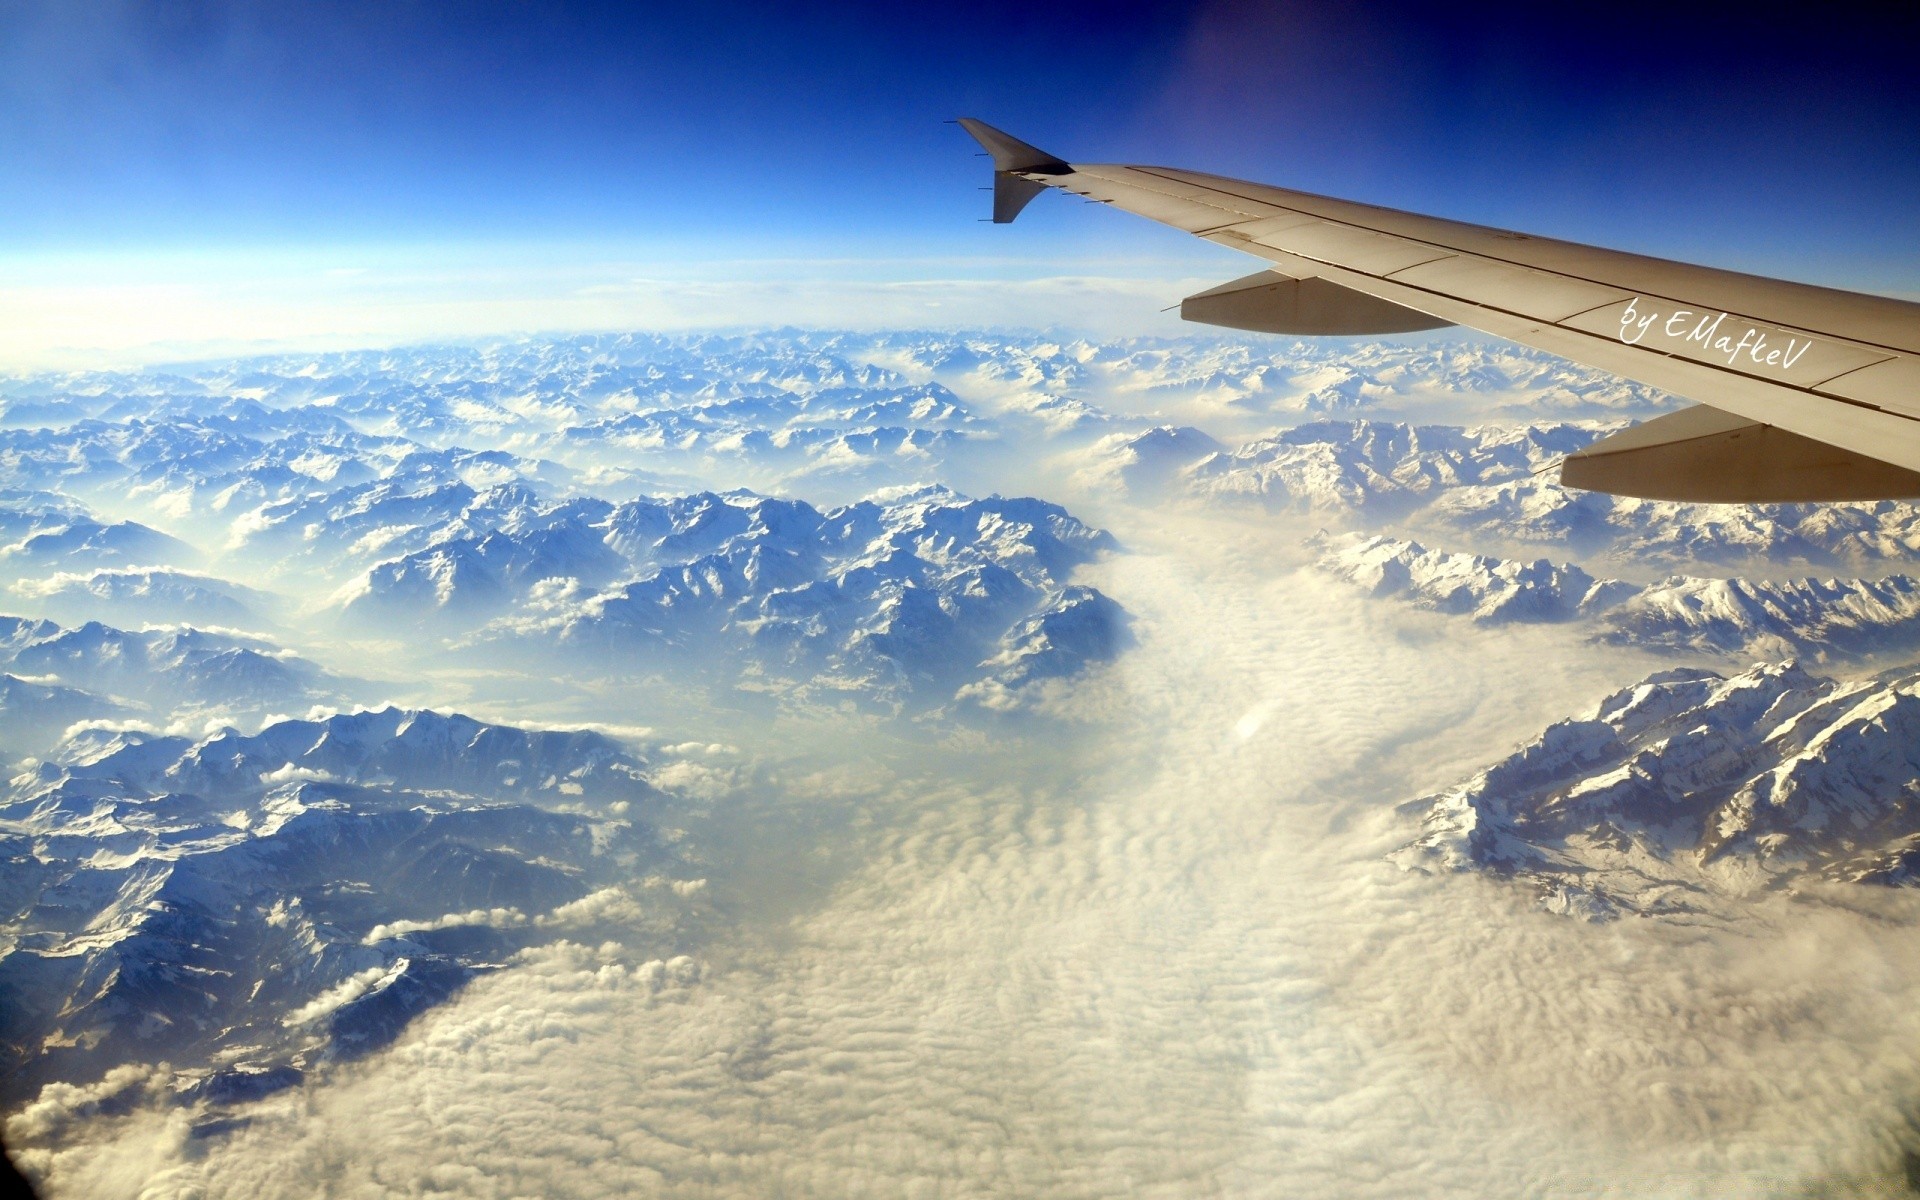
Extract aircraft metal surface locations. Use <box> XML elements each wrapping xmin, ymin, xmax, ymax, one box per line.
<box><xmin>957</xmin><ymin>118</ymin><xmax>1920</xmax><ymax>503</ymax></box>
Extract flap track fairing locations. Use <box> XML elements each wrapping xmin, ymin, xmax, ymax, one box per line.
<box><xmin>1560</xmin><ymin>404</ymin><xmax>1920</xmax><ymax>502</ymax></box>
<box><xmin>1181</xmin><ymin>270</ymin><xmax>1454</xmax><ymax>336</ymax></box>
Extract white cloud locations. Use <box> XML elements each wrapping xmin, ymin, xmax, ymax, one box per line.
<box><xmin>5</xmin><ymin>1065</ymin><xmax>158</xmax><ymax>1147</ymax></box>
<box><xmin>363</xmin><ymin>910</ymin><xmax>526</xmax><ymax>945</ymax></box>
<box><xmin>257</xmin><ymin>764</ymin><xmax>339</xmax><ymax>786</ymax></box>
<box><xmin>281</xmin><ymin>964</ymin><xmax>400</xmax><ymax>1028</ymax></box>
<box><xmin>11</xmin><ymin>332</ymin><xmax>1920</xmax><ymax>1200</ymax></box>
<box><xmin>358</xmin><ymin>888</ymin><xmax>654</xmax><ymax>946</ymax></box>
<box><xmin>25</xmin><ymin>511</ymin><xmax>1920</xmax><ymax>1198</ymax></box>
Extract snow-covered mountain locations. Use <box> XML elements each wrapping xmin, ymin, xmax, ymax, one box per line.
<box><xmin>1423</xmin><ymin>478</ymin><xmax>1920</xmax><ymax>568</ymax></box>
<box><xmin>1074</xmin><ymin>425</ymin><xmax>1224</xmax><ymax>496</ymax></box>
<box><xmin>339</xmin><ymin>501</ymin><xmax>628</xmax><ymax>621</ymax></box>
<box><xmin>0</xmin><ymin>673</ymin><xmax>128</xmax><ymax>759</ymax></box>
<box><xmin>1597</xmin><ymin>575</ymin><xmax>1920</xmax><ymax>659</ymax></box>
<box><xmin>1395</xmin><ymin>662</ymin><xmax>1920</xmax><ymax>918</ymax></box>
<box><xmin>0</xmin><ymin>616</ymin><xmax>348</xmax><ymax>730</ymax></box>
<box><xmin>10</xmin><ymin>567</ymin><xmax>268</xmax><ymax>627</ymax></box>
<box><xmin>234</xmin><ymin>475</ymin><xmax>561</xmax><ymax>580</ymax></box>
<box><xmin>2</xmin><ymin>343</ymin><xmax>1001</xmax><ymax>513</ymax></box>
<box><xmin>1181</xmin><ymin>419</ymin><xmax>1594</xmax><ymax>516</ymax></box>
<box><xmin>1155</xmin><ymin>419</ymin><xmax>1920</xmax><ymax>570</ymax></box>
<box><xmin>0</xmin><ymin>708</ymin><xmax>690</xmax><ymax>1115</ymax></box>
<box><xmin>457</xmin><ymin>487</ymin><xmax>1126</xmax><ymax>711</ymax></box>
<box><xmin>6</xmin><ymin>332</ymin><xmax>1675</xmax><ymax>492</ymax></box>
<box><xmin>2</xmin><ymin>341</ymin><xmax>1137</xmax><ymax>717</ymax></box>
<box><xmin>0</xmin><ymin>412</ymin><xmax>403</xmax><ymax>517</ymax></box>
<box><xmin>1311</xmin><ymin>532</ymin><xmax>1635</xmax><ymax>623</ymax></box>
<box><xmin>1314</xmin><ymin>532</ymin><xmax>1920</xmax><ymax>659</ymax></box>
<box><xmin>863</xmin><ymin>332</ymin><xmax>1673</xmax><ymax>420</ymax></box>
<box><xmin>6</xmin><ymin>328</ymin><xmax>1920</xmax><ymax>1188</ymax></box>
<box><xmin>0</xmin><ymin>513</ymin><xmax>195</xmax><ymax>573</ymax></box>
<box><xmin>272</xmin><ymin>475</ymin><xmax>1130</xmax><ymax>710</ymax></box>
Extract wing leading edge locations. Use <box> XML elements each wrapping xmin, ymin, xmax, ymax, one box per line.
<box><xmin>955</xmin><ymin>117</ymin><xmax>1920</xmax><ymax>503</ymax></box>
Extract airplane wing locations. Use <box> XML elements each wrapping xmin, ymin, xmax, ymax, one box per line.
<box><xmin>956</xmin><ymin>118</ymin><xmax>1920</xmax><ymax>503</ymax></box>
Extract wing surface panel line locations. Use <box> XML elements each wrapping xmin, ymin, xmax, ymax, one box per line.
<box><xmin>1112</xmin><ymin>165</ymin><xmax>1920</xmax><ymax>358</ymax></box>
<box><xmin>1214</xmin><ymin>242</ymin><xmax>1920</xmax><ymax>468</ymax></box>
<box><xmin>1310</xmin><ymin>258</ymin><xmax>1911</xmax><ymax>423</ymax></box>
<box><xmin>1061</xmin><ymin>165</ymin><xmax>1914</xmax><ymax>404</ymax></box>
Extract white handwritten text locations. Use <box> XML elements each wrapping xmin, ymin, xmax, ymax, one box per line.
<box><xmin>1617</xmin><ymin>297</ymin><xmax>1812</xmax><ymax>372</ymax></box>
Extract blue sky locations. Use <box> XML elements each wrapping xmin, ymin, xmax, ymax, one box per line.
<box><xmin>3</xmin><ymin>1</ymin><xmax>1916</xmax><ymax>363</ymax></box>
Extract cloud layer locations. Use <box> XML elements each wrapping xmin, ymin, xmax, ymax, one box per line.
<box><xmin>8</xmin><ymin>332</ymin><xmax>1920</xmax><ymax>1198</ymax></box>
<box><xmin>19</xmin><ymin>513</ymin><xmax>1920</xmax><ymax>1198</ymax></box>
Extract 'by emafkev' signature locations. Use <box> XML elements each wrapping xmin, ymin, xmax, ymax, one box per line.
<box><xmin>1617</xmin><ymin>297</ymin><xmax>1814</xmax><ymax>372</ymax></box>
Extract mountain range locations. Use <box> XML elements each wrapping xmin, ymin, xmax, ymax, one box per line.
<box><xmin>0</xmin><ymin>706</ymin><xmax>691</xmax><ymax>1122</ymax></box>
<box><xmin>1314</xmin><ymin>531</ymin><xmax>1920</xmax><ymax>661</ymax></box>
<box><xmin>1395</xmin><ymin>661</ymin><xmax>1920</xmax><ymax>918</ymax></box>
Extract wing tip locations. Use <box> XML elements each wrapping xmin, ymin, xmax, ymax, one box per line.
<box><xmin>955</xmin><ymin>118</ymin><xmax>1070</xmax><ymax>175</ymax></box>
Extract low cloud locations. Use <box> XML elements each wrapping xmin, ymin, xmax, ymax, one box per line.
<box><xmin>282</xmin><ymin>965</ymin><xmax>400</xmax><ymax>1027</ymax></box>
<box><xmin>23</xmin><ymin>513</ymin><xmax>1920</xmax><ymax>1198</ymax></box>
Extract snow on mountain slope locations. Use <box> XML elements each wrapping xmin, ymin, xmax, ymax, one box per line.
<box><xmin>1394</xmin><ymin>662</ymin><xmax>1920</xmax><ymax>918</ymax></box>
<box><xmin>1313</xmin><ymin>532</ymin><xmax>1920</xmax><ymax>659</ymax></box>
<box><xmin>49</xmin><ymin>706</ymin><xmax>655</xmax><ymax>807</ymax></box>
<box><xmin>233</xmin><ymin>476</ymin><xmax>559</xmax><ymax>580</ymax></box>
<box><xmin>867</xmin><ymin>333</ymin><xmax>1671</xmax><ymax>423</ymax></box>
<box><xmin>956</xmin><ymin>585</ymin><xmax>1129</xmax><ymax>711</ymax></box>
<box><xmin>550</xmin><ymin>379</ymin><xmax>991</xmax><ymax>496</ymax></box>
<box><xmin>0</xmin><ymin>674</ymin><xmax>127</xmax><ymax>759</ymax></box>
<box><xmin>0</xmin><ymin>617</ymin><xmax>347</xmax><ymax>719</ymax></box>
<box><xmin>1182</xmin><ymin>420</ymin><xmax>1592</xmax><ymax>515</ymax></box>
<box><xmin>10</xmin><ymin>330</ymin><xmax>1920</xmax><ymax>1190</ymax></box>
<box><xmin>6</xmin><ymin>332</ymin><xmax>1673</xmax><ymax>483</ymax></box>
<box><xmin>468</xmin><ymin>487</ymin><xmax>1125</xmax><ymax>711</ymax></box>
<box><xmin>1073</xmin><ymin>425</ymin><xmax>1224</xmax><ymax>496</ymax></box>
<box><xmin>0</xmin><ymin>416</ymin><xmax>570</xmax><ymax>569</ymax></box>
<box><xmin>0</xmin><ymin>707</ymin><xmax>692</xmax><ymax>1114</ymax></box>
<box><xmin>0</xmin><ymin>415</ymin><xmax>401</xmax><ymax>509</ymax></box>
<box><xmin>1311</xmin><ymin>532</ymin><xmax>1635</xmax><ymax>624</ymax></box>
<box><xmin>0</xmin><ymin>492</ymin><xmax>90</xmax><ymax>544</ymax></box>
<box><xmin>1423</xmin><ymin>479</ymin><xmax>1920</xmax><ymax>568</ymax></box>
<box><xmin>0</xmin><ymin>515</ymin><xmax>196</xmax><ymax>572</ymax></box>
<box><xmin>1165</xmin><ymin>420</ymin><xmax>1920</xmax><ymax>570</ymax></box>
<box><xmin>10</xmin><ymin>568</ymin><xmax>268</xmax><ymax>627</ymax></box>
<box><xmin>1597</xmin><ymin>576</ymin><xmax>1920</xmax><ymax>659</ymax></box>
<box><xmin>0</xmin><ymin>338</ymin><xmax>1695</xmax><ymax>588</ymax></box>
<box><xmin>339</xmin><ymin>508</ymin><xmax>627</xmax><ymax>621</ymax></box>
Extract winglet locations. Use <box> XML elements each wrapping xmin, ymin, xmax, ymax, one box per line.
<box><xmin>956</xmin><ymin>118</ymin><xmax>1071</xmax><ymax>223</ymax></box>
<box><xmin>956</xmin><ymin>119</ymin><xmax>1070</xmax><ymax>174</ymax></box>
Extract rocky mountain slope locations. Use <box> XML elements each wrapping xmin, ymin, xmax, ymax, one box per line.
<box><xmin>0</xmin><ymin>708</ymin><xmax>694</xmax><ymax>1117</ymax></box>
<box><xmin>1314</xmin><ymin>532</ymin><xmax>1920</xmax><ymax>660</ymax></box>
<box><xmin>1395</xmin><ymin>662</ymin><xmax>1920</xmax><ymax>918</ymax></box>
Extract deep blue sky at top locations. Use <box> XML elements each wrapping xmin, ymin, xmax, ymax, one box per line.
<box><xmin>3</xmin><ymin>0</ymin><xmax>1918</xmax><ymax>292</ymax></box>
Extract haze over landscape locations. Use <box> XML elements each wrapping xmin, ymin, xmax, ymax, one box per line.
<box><xmin>5</xmin><ymin>3</ymin><xmax>1920</xmax><ymax>1197</ymax></box>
